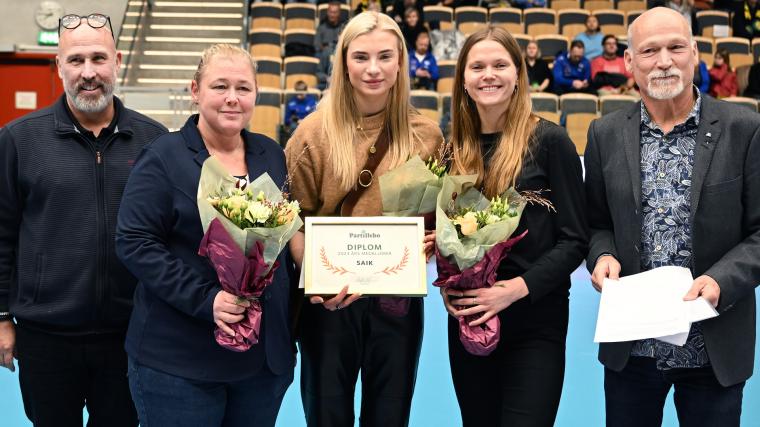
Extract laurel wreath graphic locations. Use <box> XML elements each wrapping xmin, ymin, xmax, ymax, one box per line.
<box><xmin>377</xmin><ymin>246</ymin><xmax>409</xmax><ymax>275</ymax></box>
<box><xmin>320</xmin><ymin>246</ymin><xmax>352</xmax><ymax>275</ymax></box>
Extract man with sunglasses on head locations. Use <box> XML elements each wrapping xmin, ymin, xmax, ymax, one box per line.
<box><xmin>0</xmin><ymin>13</ymin><xmax>166</xmax><ymax>427</ymax></box>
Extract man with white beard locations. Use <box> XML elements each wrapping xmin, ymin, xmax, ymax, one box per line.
<box><xmin>0</xmin><ymin>14</ymin><xmax>165</xmax><ymax>427</ymax></box>
<box><xmin>585</xmin><ymin>7</ymin><xmax>760</xmax><ymax>427</ymax></box>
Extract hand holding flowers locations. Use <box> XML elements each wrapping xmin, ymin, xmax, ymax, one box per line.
<box><xmin>198</xmin><ymin>157</ymin><xmax>302</xmax><ymax>352</ymax></box>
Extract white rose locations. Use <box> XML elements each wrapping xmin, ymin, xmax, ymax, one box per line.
<box><xmin>245</xmin><ymin>202</ymin><xmax>272</xmax><ymax>224</ymax></box>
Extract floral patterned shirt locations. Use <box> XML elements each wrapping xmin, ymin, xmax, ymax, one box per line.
<box><xmin>630</xmin><ymin>91</ymin><xmax>710</xmax><ymax>370</ymax></box>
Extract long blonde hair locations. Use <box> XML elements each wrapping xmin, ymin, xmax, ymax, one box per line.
<box><xmin>450</xmin><ymin>27</ymin><xmax>537</xmax><ymax>198</ymax></box>
<box><xmin>322</xmin><ymin>11</ymin><xmax>417</xmax><ymax>190</ymax></box>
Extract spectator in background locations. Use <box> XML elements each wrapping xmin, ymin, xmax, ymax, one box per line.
<box><xmin>524</xmin><ymin>40</ymin><xmax>551</xmax><ymax>92</ymax></box>
<box><xmin>316</xmin><ymin>50</ymin><xmax>333</xmax><ymax>90</ymax></box>
<box><xmin>553</xmin><ymin>40</ymin><xmax>592</xmax><ymax>94</ymax></box>
<box><xmin>410</xmin><ymin>30</ymin><xmax>439</xmax><ymax>90</ymax></box>
<box><xmin>354</xmin><ymin>0</ymin><xmax>382</xmax><ymax>14</ymax></box>
<box><xmin>391</xmin><ymin>0</ymin><xmax>424</xmax><ymax>24</ymax></box>
<box><xmin>667</xmin><ymin>0</ymin><xmax>695</xmax><ymax>30</ymax></box>
<box><xmin>314</xmin><ymin>1</ymin><xmax>347</xmax><ymax>56</ymax></box>
<box><xmin>709</xmin><ymin>49</ymin><xmax>739</xmax><ymax>97</ymax></box>
<box><xmin>733</xmin><ymin>0</ymin><xmax>760</xmax><ymax>40</ymax></box>
<box><xmin>512</xmin><ymin>0</ymin><xmax>547</xmax><ymax>9</ymax></box>
<box><xmin>574</xmin><ymin>15</ymin><xmax>604</xmax><ymax>60</ymax></box>
<box><xmin>401</xmin><ymin>7</ymin><xmax>426</xmax><ymax>50</ymax></box>
<box><xmin>591</xmin><ymin>35</ymin><xmax>637</xmax><ymax>96</ymax></box>
<box><xmin>694</xmin><ymin>60</ymin><xmax>711</xmax><ymax>93</ymax></box>
<box><xmin>285</xmin><ymin>80</ymin><xmax>318</xmax><ymax>135</ymax></box>
<box><xmin>743</xmin><ymin>61</ymin><xmax>760</xmax><ymax>98</ymax></box>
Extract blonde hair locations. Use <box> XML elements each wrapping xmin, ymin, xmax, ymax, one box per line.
<box><xmin>193</xmin><ymin>43</ymin><xmax>257</xmax><ymax>85</ymax></box>
<box><xmin>322</xmin><ymin>11</ymin><xmax>418</xmax><ymax>191</ymax></box>
<box><xmin>450</xmin><ymin>27</ymin><xmax>538</xmax><ymax>198</ymax></box>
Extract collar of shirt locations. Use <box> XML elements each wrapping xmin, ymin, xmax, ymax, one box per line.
<box><xmin>63</xmin><ymin>97</ymin><xmax>120</xmax><ymax>142</ymax></box>
<box><xmin>640</xmin><ymin>86</ymin><xmax>701</xmax><ymax>134</ymax></box>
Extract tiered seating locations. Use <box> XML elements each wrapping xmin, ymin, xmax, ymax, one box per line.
<box><xmin>551</xmin><ymin>0</ymin><xmax>581</xmax><ymax>11</ymax></box>
<box><xmin>284</xmin><ymin>3</ymin><xmax>317</xmax><ymax>31</ymax></box>
<box><xmin>535</xmin><ymin>34</ymin><xmax>569</xmax><ymax>60</ymax></box>
<box><xmin>696</xmin><ymin>10</ymin><xmax>730</xmax><ymax>38</ymax></box>
<box><xmin>410</xmin><ymin>90</ymin><xmax>442</xmax><ymax>122</ymax></box>
<box><xmin>595</xmin><ymin>9</ymin><xmax>626</xmax><ymax>36</ymax></box>
<box><xmin>561</xmin><ymin>93</ymin><xmax>599</xmax><ymax>154</ymax></box>
<box><xmin>558</xmin><ymin>9</ymin><xmax>590</xmax><ymax>39</ymax></box>
<box><xmin>437</xmin><ymin>60</ymin><xmax>457</xmax><ymax>94</ymax></box>
<box><xmin>489</xmin><ymin>8</ymin><xmax>523</xmax><ymax>34</ymax></box>
<box><xmin>525</xmin><ymin>9</ymin><xmax>557</xmax><ymax>36</ymax></box>
<box><xmin>695</xmin><ymin>36</ymin><xmax>715</xmax><ymax>67</ymax></box>
<box><xmin>716</xmin><ymin>38</ymin><xmax>753</xmax><ymax>68</ymax></box>
<box><xmin>424</xmin><ymin>6</ymin><xmax>455</xmax><ymax>31</ymax></box>
<box><xmin>250</xmin><ymin>3</ymin><xmax>282</xmax><ymax>31</ymax></box>
<box><xmin>456</xmin><ymin>7</ymin><xmax>488</xmax><ymax>36</ymax></box>
<box><xmin>250</xmin><ymin>90</ymin><xmax>282</xmax><ymax>141</ymax></box>
<box><xmin>284</xmin><ymin>56</ymin><xmax>319</xmax><ymax>89</ymax></box>
<box><xmin>255</xmin><ymin>57</ymin><xmax>283</xmax><ymax>90</ymax></box>
<box><xmin>531</xmin><ymin>92</ymin><xmax>560</xmax><ymax>124</ymax></box>
<box><xmin>599</xmin><ymin>94</ymin><xmax>637</xmax><ymax>115</ymax></box>
<box><xmin>249</xmin><ymin>29</ymin><xmax>282</xmax><ymax>58</ymax></box>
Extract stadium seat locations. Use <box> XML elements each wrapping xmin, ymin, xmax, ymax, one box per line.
<box><xmin>456</xmin><ymin>7</ymin><xmax>488</xmax><ymax>36</ymax></box>
<box><xmin>558</xmin><ymin>9</ymin><xmax>590</xmax><ymax>39</ymax></box>
<box><xmin>535</xmin><ymin>34</ymin><xmax>569</xmax><ymax>61</ymax></box>
<box><xmin>489</xmin><ymin>8</ymin><xmax>523</xmax><ymax>35</ymax></box>
<box><xmin>524</xmin><ymin>9</ymin><xmax>557</xmax><ymax>37</ymax></box>
<box><xmin>560</xmin><ymin>93</ymin><xmax>598</xmax><ymax>154</ymax></box>
<box><xmin>616</xmin><ymin>0</ymin><xmax>646</xmax><ymax>11</ymax></box>
<box><xmin>626</xmin><ymin>9</ymin><xmax>644</xmax><ymax>27</ymax></box>
<box><xmin>250</xmin><ymin>89</ymin><xmax>282</xmax><ymax>141</ymax></box>
<box><xmin>254</xmin><ymin>56</ymin><xmax>282</xmax><ymax>89</ymax></box>
<box><xmin>551</xmin><ymin>0</ymin><xmax>581</xmax><ymax>10</ymax></box>
<box><xmin>284</xmin><ymin>56</ymin><xmax>319</xmax><ymax>89</ymax></box>
<box><xmin>696</xmin><ymin>10</ymin><xmax>730</xmax><ymax>38</ymax></box>
<box><xmin>716</xmin><ymin>37</ymin><xmax>753</xmax><ymax>68</ymax></box>
<box><xmin>249</xmin><ymin>29</ymin><xmax>282</xmax><ymax>58</ymax></box>
<box><xmin>410</xmin><ymin>90</ymin><xmax>441</xmax><ymax>123</ymax></box>
<box><xmin>599</xmin><ymin>94</ymin><xmax>637</xmax><ymax>115</ymax></box>
<box><xmin>424</xmin><ymin>6</ymin><xmax>455</xmax><ymax>31</ymax></box>
<box><xmin>284</xmin><ymin>29</ymin><xmax>316</xmax><ymax>56</ymax></box>
<box><xmin>584</xmin><ymin>0</ymin><xmax>614</xmax><ymax>12</ymax></box>
<box><xmin>753</xmin><ymin>38</ymin><xmax>760</xmax><ymax>63</ymax></box>
<box><xmin>695</xmin><ymin>36</ymin><xmax>715</xmax><ymax>67</ymax></box>
<box><xmin>437</xmin><ymin>60</ymin><xmax>456</xmax><ymax>94</ymax></box>
<box><xmin>530</xmin><ymin>92</ymin><xmax>559</xmax><ymax>112</ymax></box>
<box><xmin>284</xmin><ymin>3</ymin><xmax>317</xmax><ymax>31</ymax></box>
<box><xmin>514</xmin><ymin>33</ymin><xmax>533</xmax><ymax>51</ymax></box>
<box><xmin>594</xmin><ymin>9</ymin><xmax>626</xmax><ymax>36</ymax></box>
<box><xmin>250</xmin><ymin>3</ymin><xmax>283</xmax><ymax>31</ymax></box>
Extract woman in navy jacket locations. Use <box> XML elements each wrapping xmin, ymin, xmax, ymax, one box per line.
<box><xmin>115</xmin><ymin>44</ymin><xmax>294</xmax><ymax>427</ymax></box>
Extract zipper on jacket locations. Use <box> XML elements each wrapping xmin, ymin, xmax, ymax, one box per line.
<box><xmin>90</xmin><ymin>133</ymin><xmax>119</xmax><ymax>325</ymax></box>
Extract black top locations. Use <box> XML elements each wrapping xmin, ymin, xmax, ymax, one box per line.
<box><xmin>0</xmin><ymin>96</ymin><xmax>166</xmax><ymax>333</ymax></box>
<box><xmin>481</xmin><ymin>120</ymin><xmax>588</xmax><ymax>303</ymax></box>
<box><xmin>526</xmin><ymin>58</ymin><xmax>551</xmax><ymax>89</ymax></box>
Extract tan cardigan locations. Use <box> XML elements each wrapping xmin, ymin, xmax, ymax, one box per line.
<box><xmin>285</xmin><ymin>108</ymin><xmax>444</xmax><ymax>217</ymax></box>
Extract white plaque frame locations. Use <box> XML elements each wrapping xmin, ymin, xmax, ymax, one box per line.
<box><xmin>304</xmin><ymin>216</ymin><xmax>426</xmax><ymax>296</ymax></box>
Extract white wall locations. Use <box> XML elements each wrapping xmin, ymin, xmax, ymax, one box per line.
<box><xmin>0</xmin><ymin>0</ymin><xmax>129</xmax><ymax>49</ymax></box>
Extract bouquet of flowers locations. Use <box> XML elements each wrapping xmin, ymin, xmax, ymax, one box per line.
<box><xmin>197</xmin><ymin>156</ymin><xmax>302</xmax><ymax>352</ymax></box>
<box><xmin>376</xmin><ymin>152</ymin><xmax>448</xmax><ymax>316</ymax></box>
<box><xmin>433</xmin><ymin>174</ymin><xmax>528</xmax><ymax>356</ymax></box>
<box><xmin>379</xmin><ymin>146</ymin><xmax>450</xmax><ymax>230</ymax></box>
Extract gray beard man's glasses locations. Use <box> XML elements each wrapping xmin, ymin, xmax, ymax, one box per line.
<box><xmin>58</xmin><ymin>13</ymin><xmax>114</xmax><ymax>40</ymax></box>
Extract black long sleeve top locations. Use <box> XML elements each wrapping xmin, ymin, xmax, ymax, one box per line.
<box><xmin>481</xmin><ymin>120</ymin><xmax>589</xmax><ymax>303</ymax></box>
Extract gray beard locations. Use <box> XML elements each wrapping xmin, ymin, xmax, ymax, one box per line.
<box><xmin>65</xmin><ymin>79</ymin><xmax>117</xmax><ymax>113</ymax></box>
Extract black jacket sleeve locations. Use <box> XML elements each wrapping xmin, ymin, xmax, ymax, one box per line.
<box><xmin>0</xmin><ymin>129</ymin><xmax>20</xmax><ymax>314</ymax></box>
<box><xmin>521</xmin><ymin>124</ymin><xmax>589</xmax><ymax>302</ymax></box>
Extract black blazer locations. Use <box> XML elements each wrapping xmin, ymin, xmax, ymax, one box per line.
<box><xmin>584</xmin><ymin>95</ymin><xmax>760</xmax><ymax>386</ymax></box>
<box><xmin>116</xmin><ymin>116</ymin><xmax>294</xmax><ymax>382</ymax></box>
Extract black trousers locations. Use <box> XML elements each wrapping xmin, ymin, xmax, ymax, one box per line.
<box><xmin>299</xmin><ymin>297</ymin><xmax>423</xmax><ymax>427</ymax></box>
<box><xmin>605</xmin><ymin>356</ymin><xmax>744</xmax><ymax>427</ymax></box>
<box><xmin>448</xmin><ymin>295</ymin><xmax>569</xmax><ymax>427</ymax></box>
<box><xmin>15</xmin><ymin>324</ymin><xmax>137</xmax><ymax>427</ymax></box>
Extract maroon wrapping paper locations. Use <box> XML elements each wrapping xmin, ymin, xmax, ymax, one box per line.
<box><xmin>433</xmin><ymin>231</ymin><xmax>527</xmax><ymax>356</ymax></box>
<box><xmin>198</xmin><ymin>218</ymin><xmax>280</xmax><ymax>352</ymax></box>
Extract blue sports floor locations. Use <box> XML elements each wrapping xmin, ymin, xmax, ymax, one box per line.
<box><xmin>1</xmin><ymin>263</ymin><xmax>759</xmax><ymax>426</ymax></box>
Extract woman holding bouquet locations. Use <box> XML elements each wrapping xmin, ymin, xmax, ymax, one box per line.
<box><xmin>442</xmin><ymin>27</ymin><xmax>588</xmax><ymax>426</ymax></box>
<box><xmin>285</xmin><ymin>11</ymin><xmax>444</xmax><ymax>427</ymax></box>
<box><xmin>115</xmin><ymin>44</ymin><xmax>294</xmax><ymax>426</ymax></box>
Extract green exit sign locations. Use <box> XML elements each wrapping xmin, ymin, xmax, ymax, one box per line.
<box><xmin>38</xmin><ymin>31</ymin><xmax>59</xmax><ymax>46</ymax></box>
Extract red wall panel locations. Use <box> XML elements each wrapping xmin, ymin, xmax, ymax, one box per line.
<box><xmin>0</xmin><ymin>52</ymin><xmax>64</xmax><ymax>127</ymax></box>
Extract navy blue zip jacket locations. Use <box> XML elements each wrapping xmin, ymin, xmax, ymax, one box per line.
<box><xmin>115</xmin><ymin>115</ymin><xmax>295</xmax><ymax>381</ymax></box>
<box><xmin>0</xmin><ymin>95</ymin><xmax>166</xmax><ymax>334</ymax></box>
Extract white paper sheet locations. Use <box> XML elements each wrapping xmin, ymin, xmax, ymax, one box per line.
<box><xmin>593</xmin><ymin>266</ymin><xmax>718</xmax><ymax>345</ymax></box>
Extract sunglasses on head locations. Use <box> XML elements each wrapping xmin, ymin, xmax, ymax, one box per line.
<box><xmin>58</xmin><ymin>13</ymin><xmax>114</xmax><ymax>39</ymax></box>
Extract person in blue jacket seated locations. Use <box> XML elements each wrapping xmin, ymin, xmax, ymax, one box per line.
<box><xmin>115</xmin><ymin>43</ymin><xmax>295</xmax><ymax>427</ymax></box>
<box><xmin>285</xmin><ymin>80</ymin><xmax>317</xmax><ymax>134</ymax></box>
<box><xmin>409</xmin><ymin>30</ymin><xmax>439</xmax><ymax>90</ymax></box>
<box><xmin>552</xmin><ymin>40</ymin><xmax>593</xmax><ymax>95</ymax></box>
<box><xmin>694</xmin><ymin>60</ymin><xmax>711</xmax><ymax>94</ymax></box>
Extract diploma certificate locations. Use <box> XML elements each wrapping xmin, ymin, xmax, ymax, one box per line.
<box><xmin>304</xmin><ymin>217</ymin><xmax>426</xmax><ymax>296</ymax></box>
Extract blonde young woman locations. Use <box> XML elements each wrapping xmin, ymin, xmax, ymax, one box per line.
<box><xmin>285</xmin><ymin>11</ymin><xmax>443</xmax><ymax>427</ymax></box>
<box><xmin>441</xmin><ymin>27</ymin><xmax>588</xmax><ymax>426</ymax></box>
<box><xmin>116</xmin><ymin>44</ymin><xmax>294</xmax><ymax>426</ymax></box>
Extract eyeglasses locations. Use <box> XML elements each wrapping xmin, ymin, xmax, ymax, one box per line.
<box><xmin>58</xmin><ymin>14</ymin><xmax>114</xmax><ymax>39</ymax></box>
